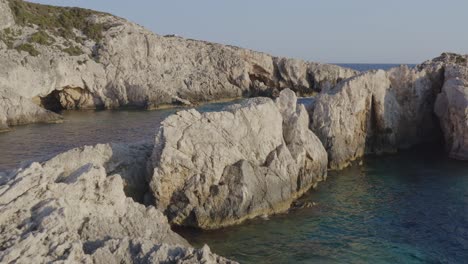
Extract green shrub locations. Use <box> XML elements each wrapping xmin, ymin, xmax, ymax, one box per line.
<box><xmin>62</xmin><ymin>45</ymin><xmax>84</xmax><ymax>56</ymax></box>
<box><xmin>29</xmin><ymin>30</ymin><xmax>52</xmax><ymax>45</ymax></box>
<box><xmin>15</xmin><ymin>43</ymin><xmax>40</xmax><ymax>56</ymax></box>
<box><xmin>77</xmin><ymin>59</ymin><xmax>87</xmax><ymax>65</ymax></box>
<box><xmin>83</xmin><ymin>23</ymin><xmax>104</xmax><ymax>41</ymax></box>
<box><xmin>8</xmin><ymin>0</ymin><xmax>106</xmax><ymax>41</ymax></box>
<box><xmin>0</xmin><ymin>29</ymin><xmax>15</xmax><ymax>48</ymax></box>
<box><xmin>456</xmin><ymin>56</ymin><xmax>467</xmax><ymax>64</ymax></box>
<box><xmin>3</xmin><ymin>28</ymin><xmax>12</xmax><ymax>35</ymax></box>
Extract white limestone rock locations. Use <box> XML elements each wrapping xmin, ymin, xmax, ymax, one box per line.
<box><xmin>148</xmin><ymin>89</ymin><xmax>327</xmax><ymax>229</ymax></box>
<box><xmin>0</xmin><ymin>0</ymin><xmax>356</xmax><ymax>127</ymax></box>
<box><xmin>310</xmin><ymin>65</ymin><xmax>443</xmax><ymax>170</ymax></box>
<box><xmin>0</xmin><ymin>143</ymin><xmax>234</xmax><ymax>263</ymax></box>
<box><xmin>92</xmin><ymin>240</ymin><xmax>235</xmax><ymax>264</ymax></box>
<box><xmin>435</xmin><ymin>59</ymin><xmax>468</xmax><ymax>160</ymax></box>
<box><xmin>0</xmin><ymin>87</ymin><xmax>62</xmax><ymax>131</ymax></box>
<box><xmin>0</xmin><ymin>0</ymin><xmax>14</xmax><ymax>30</ymax></box>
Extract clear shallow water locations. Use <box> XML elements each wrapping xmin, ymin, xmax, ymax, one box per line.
<box><xmin>181</xmin><ymin>150</ymin><xmax>468</xmax><ymax>263</ymax></box>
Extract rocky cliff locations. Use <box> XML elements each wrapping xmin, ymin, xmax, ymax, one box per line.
<box><xmin>0</xmin><ymin>143</ymin><xmax>236</xmax><ymax>263</ymax></box>
<box><xmin>434</xmin><ymin>55</ymin><xmax>468</xmax><ymax>160</ymax></box>
<box><xmin>309</xmin><ymin>53</ymin><xmax>467</xmax><ymax>169</ymax></box>
<box><xmin>148</xmin><ymin>89</ymin><xmax>327</xmax><ymax>229</ymax></box>
<box><xmin>0</xmin><ymin>86</ymin><xmax>62</xmax><ymax>131</ymax></box>
<box><xmin>0</xmin><ymin>0</ymin><xmax>356</xmax><ymax>131</ymax></box>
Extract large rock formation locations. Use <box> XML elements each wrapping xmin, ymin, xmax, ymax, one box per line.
<box><xmin>434</xmin><ymin>55</ymin><xmax>468</xmax><ymax>160</ymax></box>
<box><xmin>0</xmin><ymin>0</ymin><xmax>356</xmax><ymax>130</ymax></box>
<box><xmin>0</xmin><ymin>0</ymin><xmax>14</xmax><ymax>30</ymax></box>
<box><xmin>0</xmin><ymin>143</ymin><xmax>235</xmax><ymax>263</ymax></box>
<box><xmin>148</xmin><ymin>89</ymin><xmax>328</xmax><ymax>229</ymax></box>
<box><xmin>0</xmin><ymin>87</ymin><xmax>62</xmax><ymax>131</ymax></box>
<box><xmin>310</xmin><ymin>65</ymin><xmax>444</xmax><ymax>170</ymax></box>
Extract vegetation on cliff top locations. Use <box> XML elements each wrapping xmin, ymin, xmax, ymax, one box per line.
<box><xmin>15</xmin><ymin>43</ymin><xmax>39</xmax><ymax>56</ymax></box>
<box><xmin>7</xmin><ymin>0</ymin><xmax>106</xmax><ymax>42</ymax></box>
<box><xmin>28</xmin><ymin>30</ymin><xmax>52</xmax><ymax>45</ymax></box>
<box><xmin>62</xmin><ymin>45</ymin><xmax>84</xmax><ymax>56</ymax></box>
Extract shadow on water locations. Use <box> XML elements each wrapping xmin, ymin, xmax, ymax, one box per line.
<box><xmin>177</xmin><ymin>147</ymin><xmax>468</xmax><ymax>264</ymax></box>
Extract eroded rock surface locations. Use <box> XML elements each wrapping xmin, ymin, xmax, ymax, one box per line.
<box><xmin>0</xmin><ymin>0</ymin><xmax>356</xmax><ymax>129</ymax></box>
<box><xmin>148</xmin><ymin>89</ymin><xmax>327</xmax><ymax>229</ymax></box>
<box><xmin>0</xmin><ymin>87</ymin><xmax>62</xmax><ymax>131</ymax></box>
<box><xmin>435</xmin><ymin>57</ymin><xmax>468</xmax><ymax>160</ymax></box>
<box><xmin>0</xmin><ymin>0</ymin><xmax>14</xmax><ymax>30</ymax></box>
<box><xmin>0</xmin><ymin>143</ymin><xmax>235</xmax><ymax>263</ymax></box>
<box><xmin>310</xmin><ymin>65</ymin><xmax>444</xmax><ymax>170</ymax></box>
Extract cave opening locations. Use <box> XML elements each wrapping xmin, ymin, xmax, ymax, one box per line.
<box><xmin>39</xmin><ymin>90</ymin><xmax>65</xmax><ymax>113</ymax></box>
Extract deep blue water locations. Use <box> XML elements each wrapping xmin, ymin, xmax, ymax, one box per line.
<box><xmin>182</xmin><ymin>149</ymin><xmax>468</xmax><ymax>263</ymax></box>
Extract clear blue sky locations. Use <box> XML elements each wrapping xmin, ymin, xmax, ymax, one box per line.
<box><xmin>30</xmin><ymin>0</ymin><xmax>468</xmax><ymax>64</ymax></box>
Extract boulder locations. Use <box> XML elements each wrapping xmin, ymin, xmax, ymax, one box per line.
<box><xmin>0</xmin><ymin>143</ymin><xmax>234</xmax><ymax>263</ymax></box>
<box><xmin>0</xmin><ymin>87</ymin><xmax>62</xmax><ymax>131</ymax></box>
<box><xmin>148</xmin><ymin>89</ymin><xmax>327</xmax><ymax>229</ymax></box>
<box><xmin>310</xmin><ymin>65</ymin><xmax>443</xmax><ymax>170</ymax></box>
<box><xmin>435</xmin><ymin>61</ymin><xmax>468</xmax><ymax>160</ymax></box>
<box><xmin>0</xmin><ymin>0</ymin><xmax>14</xmax><ymax>30</ymax></box>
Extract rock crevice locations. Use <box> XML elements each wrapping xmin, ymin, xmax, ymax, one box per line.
<box><xmin>148</xmin><ymin>89</ymin><xmax>328</xmax><ymax>229</ymax></box>
<box><xmin>309</xmin><ymin>53</ymin><xmax>467</xmax><ymax>169</ymax></box>
<box><xmin>0</xmin><ymin>143</ymin><xmax>235</xmax><ymax>263</ymax></box>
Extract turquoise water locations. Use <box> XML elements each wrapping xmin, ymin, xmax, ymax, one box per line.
<box><xmin>181</xmin><ymin>150</ymin><xmax>468</xmax><ymax>263</ymax></box>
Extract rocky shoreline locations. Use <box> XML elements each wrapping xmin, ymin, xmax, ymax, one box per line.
<box><xmin>0</xmin><ymin>0</ymin><xmax>467</xmax><ymax>263</ymax></box>
<box><xmin>0</xmin><ymin>143</ymin><xmax>236</xmax><ymax>263</ymax></box>
<box><xmin>0</xmin><ymin>0</ymin><xmax>356</xmax><ymax>131</ymax></box>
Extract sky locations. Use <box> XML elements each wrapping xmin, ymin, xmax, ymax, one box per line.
<box><xmin>29</xmin><ymin>0</ymin><xmax>468</xmax><ymax>64</ymax></box>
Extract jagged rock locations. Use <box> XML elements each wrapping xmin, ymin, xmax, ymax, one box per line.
<box><xmin>148</xmin><ymin>89</ymin><xmax>327</xmax><ymax>229</ymax></box>
<box><xmin>310</xmin><ymin>65</ymin><xmax>444</xmax><ymax>170</ymax></box>
<box><xmin>0</xmin><ymin>86</ymin><xmax>62</xmax><ymax>131</ymax></box>
<box><xmin>92</xmin><ymin>240</ymin><xmax>235</xmax><ymax>264</ymax></box>
<box><xmin>47</xmin><ymin>87</ymin><xmax>101</xmax><ymax>110</ymax></box>
<box><xmin>0</xmin><ymin>0</ymin><xmax>14</xmax><ymax>30</ymax></box>
<box><xmin>0</xmin><ymin>0</ymin><xmax>356</xmax><ymax>128</ymax></box>
<box><xmin>435</xmin><ymin>59</ymin><xmax>468</xmax><ymax>160</ymax></box>
<box><xmin>0</xmin><ymin>143</ymin><xmax>234</xmax><ymax>263</ymax></box>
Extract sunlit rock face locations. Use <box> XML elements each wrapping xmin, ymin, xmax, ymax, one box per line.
<box><xmin>0</xmin><ymin>143</ymin><xmax>236</xmax><ymax>263</ymax></box>
<box><xmin>0</xmin><ymin>0</ymin><xmax>14</xmax><ymax>30</ymax></box>
<box><xmin>434</xmin><ymin>55</ymin><xmax>468</xmax><ymax>160</ymax></box>
<box><xmin>148</xmin><ymin>89</ymin><xmax>328</xmax><ymax>229</ymax></box>
<box><xmin>0</xmin><ymin>0</ymin><xmax>356</xmax><ymax>130</ymax></box>
<box><xmin>0</xmin><ymin>86</ymin><xmax>62</xmax><ymax>131</ymax></box>
<box><xmin>310</xmin><ymin>64</ymin><xmax>444</xmax><ymax>170</ymax></box>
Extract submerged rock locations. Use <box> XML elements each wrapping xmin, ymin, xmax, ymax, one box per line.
<box><xmin>148</xmin><ymin>89</ymin><xmax>327</xmax><ymax>229</ymax></box>
<box><xmin>310</xmin><ymin>65</ymin><xmax>444</xmax><ymax>170</ymax></box>
<box><xmin>0</xmin><ymin>143</ymin><xmax>234</xmax><ymax>263</ymax></box>
<box><xmin>435</xmin><ymin>59</ymin><xmax>468</xmax><ymax>160</ymax></box>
